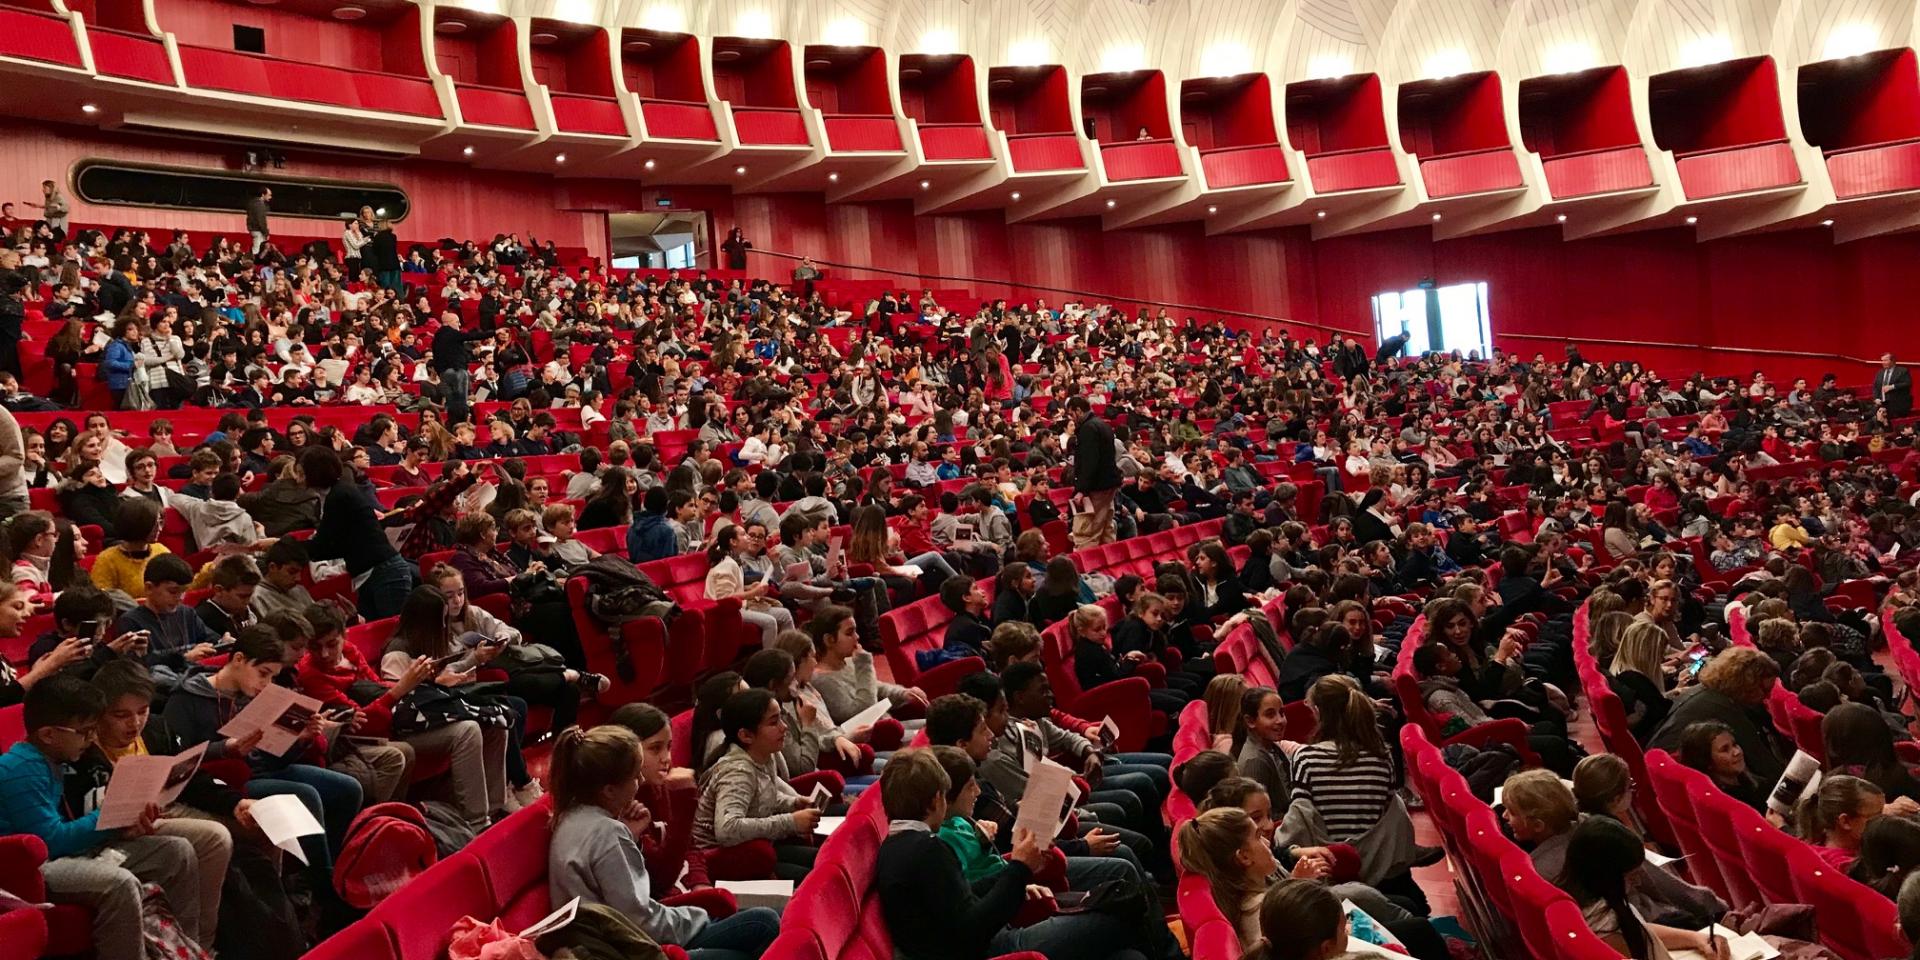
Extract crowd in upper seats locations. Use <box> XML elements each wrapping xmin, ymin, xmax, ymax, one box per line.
<box><xmin>8</xmin><ymin>207</ymin><xmax>1920</xmax><ymax>960</ymax></box>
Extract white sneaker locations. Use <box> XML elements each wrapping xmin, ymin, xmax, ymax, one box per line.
<box><xmin>512</xmin><ymin>780</ymin><xmax>545</xmax><ymax>809</ymax></box>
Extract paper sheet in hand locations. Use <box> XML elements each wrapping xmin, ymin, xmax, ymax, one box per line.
<box><xmin>217</xmin><ymin>683</ymin><xmax>326</xmax><ymax>757</ymax></box>
<box><xmin>1767</xmin><ymin>749</ymin><xmax>1823</xmax><ymax>818</ymax></box>
<box><xmin>1645</xmin><ymin>849</ymin><xmax>1685</xmax><ymax>868</ymax></box>
<box><xmin>838</xmin><ymin>700</ymin><xmax>891</xmax><ymax>737</ymax></box>
<box><xmin>1097</xmin><ymin>716</ymin><xmax>1120</xmax><ymax>752</ymax></box>
<box><xmin>1013</xmin><ymin>758</ymin><xmax>1081</xmax><ymax>848</ymax></box>
<box><xmin>813</xmin><ymin>816</ymin><xmax>846</xmax><ymax>837</ymax></box>
<box><xmin>826</xmin><ymin>536</ymin><xmax>843</xmax><ymax>576</ymax></box>
<box><xmin>716</xmin><ymin>879</ymin><xmax>794</xmax><ymax>909</ymax></box>
<box><xmin>250</xmin><ymin>793</ymin><xmax>324</xmax><ymax>864</ymax></box>
<box><xmin>808</xmin><ymin>782</ymin><xmax>833</xmax><ymax>807</ymax></box>
<box><xmin>516</xmin><ymin>896</ymin><xmax>580</xmax><ymax>939</ymax></box>
<box><xmin>97</xmin><ymin>742</ymin><xmax>208</xmax><ymax>829</ymax></box>
<box><xmin>1669</xmin><ymin>925</ymin><xmax>1778</xmax><ymax>960</ymax></box>
<box><xmin>784</xmin><ymin>561</ymin><xmax>813</xmax><ymax>582</ymax></box>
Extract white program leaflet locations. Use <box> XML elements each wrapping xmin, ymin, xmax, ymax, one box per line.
<box><xmin>1097</xmin><ymin>716</ymin><xmax>1120</xmax><ymax>752</ymax></box>
<box><xmin>97</xmin><ymin>742</ymin><xmax>209</xmax><ymax>829</ymax></box>
<box><xmin>1767</xmin><ymin>750</ymin><xmax>1823</xmax><ymax>819</ymax></box>
<box><xmin>826</xmin><ymin>536</ymin><xmax>844</xmax><ymax>576</ymax></box>
<box><xmin>250</xmin><ymin>793</ymin><xmax>324</xmax><ymax>864</ymax></box>
<box><xmin>808</xmin><ymin>782</ymin><xmax>833</xmax><ymax>807</ymax></box>
<box><xmin>813</xmin><ymin>816</ymin><xmax>847</xmax><ymax>837</ymax></box>
<box><xmin>838</xmin><ymin>700</ymin><xmax>891</xmax><ymax>737</ymax></box>
<box><xmin>715</xmin><ymin>879</ymin><xmax>794</xmax><ymax>909</ymax></box>
<box><xmin>1645</xmin><ymin>849</ymin><xmax>1685</xmax><ymax>868</ymax></box>
<box><xmin>1670</xmin><ymin>926</ymin><xmax>1778</xmax><ymax>960</ymax></box>
<box><xmin>217</xmin><ymin>683</ymin><xmax>328</xmax><ymax>757</ymax></box>
<box><xmin>1013</xmin><ymin>758</ymin><xmax>1081</xmax><ymax>848</ymax></box>
<box><xmin>517</xmin><ymin>896</ymin><xmax>580</xmax><ymax>939</ymax></box>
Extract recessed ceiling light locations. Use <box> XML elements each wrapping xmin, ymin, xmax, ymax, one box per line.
<box><xmin>531</xmin><ymin>32</ymin><xmax>559</xmax><ymax>45</ymax></box>
<box><xmin>554</xmin><ymin>153</ymin><xmax>567</xmax><ymax>164</ymax></box>
<box><xmin>919</xmin><ymin>179</ymin><xmax>930</xmax><ymax>189</ymax></box>
<box><xmin>1315</xmin><ymin>210</ymin><xmax>1326</xmax><ymax>218</ymax></box>
<box><xmin>1010</xmin><ymin>191</ymin><xmax>1021</xmax><ymax>201</ymax></box>
<box><xmin>716</xmin><ymin>49</ymin><xmax>741</xmax><ymax>61</ymax></box>
<box><xmin>330</xmin><ymin>5</ymin><xmax>365</xmax><ymax>19</ymax></box>
<box><xmin>1207</xmin><ymin>205</ymin><xmax>1218</xmax><ymax>215</ymax></box>
<box><xmin>436</xmin><ymin>19</ymin><xmax>467</xmax><ymax>33</ymax></box>
<box><xmin>1822</xmin><ymin>219</ymin><xmax>1835</xmax><ymax>227</ymax></box>
<box><xmin>644</xmin><ymin>158</ymin><xmax>656</xmax><ymax>170</ymax></box>
<box><xmin>1105</xmin><ymin>199</ymin><xmax>1116</xmax><ymax>208</ymax></box>
<box><xmin>80</xmin><ymin>103</ymin><xmax>97</xmax><ymax>114</ymax></box>
<box><xmin>827</xmin><ymin>172</ymin><xmax>839</xmax><ymax>182</ymax></box>
<box><xmin>462</xmin><ymin>145</ymin><xmax>474</xmax><ymax>157</ymax></box>
<box><xmin>624</xmin><ymin>40</ymin><xmax>652</xmax><ymax>51</ymax></box>
<box><xmin>735</xmin><ymin>165</ymin><xmax>748</xmax><ymax>175</ymax></box>
<box><xmin>1556</xmin><ymin>214</ymin><xmax>1567</xmax><ymax>222</ymax></box>
<box><xmin>1685</xmin><ymin>216</ymin><xmax>1698</xmax><ymax>225</ymax></box>
<box><xmin>1431</xmin><ymin>212</ymin><xmax>1442</xmax><ymax>221</ymax></box>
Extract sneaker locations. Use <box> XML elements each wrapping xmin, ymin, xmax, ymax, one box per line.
<box><xmin>1412</xmin><ymin>844</ymin><xmax>1446</xmax><ymax>868</ymax></box>
<box><xmin>512</xmin><ymin>780</ymin><xmax>545</xmax><ymax>809</ymax></box>
<box><xmin>577</xmin><ymin>671</ymin><xmax>611</xmax><ymax>699</ymax></box>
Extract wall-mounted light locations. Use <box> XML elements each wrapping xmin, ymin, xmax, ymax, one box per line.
<box><xmin>1823</xmin><ymin>23</ymin><xmax>1877</xmax><ymax>60</ymax></box>
<box><xmin>734</xmin><ymin>10</ymin><xmax>773</xmax><ymax>38</ymax></box>
<box><xmin>1684</xmin><ymin>215</ymin><xmax>1699</xmax><ymax>224</ymax></box>
<box><xmin>1680</xmin><ymin>34</ymin><xmax>1733</xmax><ymax>68</ymax></box>
<box><xmin>1199</xmin><ymin>42</ymin><xmax>1251</xmax><ymax>78</ymax></box>
<box><xmin>1006</xmin><ymin>38</ymin><xmax>1050</xmax><ymax>67</ymax></box>
<box><xmin>1422</xmin><ymin>48</ymin><xmax>1471</xmax><ymax>79</ymax></box>
<box><xmin>1542</xmin><ymin>43</ymin><xmax>1596</xmax><ymax>74</ymax></box>
<box><xmin>1306</xmin><ymin>54</ymin><xmax>1351</xmax><ymax>81</ymax></box>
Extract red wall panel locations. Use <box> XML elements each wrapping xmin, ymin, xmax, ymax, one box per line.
<box><xmin>641</xmin><ymin>100</ymin><xmax>717</xmax><ymax>140</ymax></box>
<box><xmin>1199</xmin><ymin>145</ymin><xmax>1289</xmax><ymax>187</ymax></box>
<box><xmin>1675</xmin><ymin>140</ymin><xmax>1799</xmax><ymax>198</ymax></box>
<box><xmin>1306</xmin><ymin>147</ymin><xmax>1399</xmax><ymax>192</ymax></box>
<box><xmin>732</xmin><ymin>108</ymin><xmax>809</xmax><ymax>145</ymax></box>
<box><xmin>157</xmin><ymin>0</ymin><xmax>385</xmax><ymax>72</ymax></box>
<box><xmin>0</xmin><ymin>8</ymin><xmax>80</xmax><ymax>66</ymax></box>
<box><xmin>917</xmin><ymin>124</ymin><xmax>991</xmax><ymax>160</ymax></box>
<box><xmin>88</xmin><ymin>28</ymin><xmax>173</xmax><ymax>84</ymax></box>
<box><xmin>823</xmin><ymin>116</ymin><xmax>901</xmax><ymax>151</ymax></box>
<box><xmin>1419</xmin><ymin>148</ymin><xmax>1522</xmax><ymax>196</ymax></box>
<box><xmin>1099</xmin><ymin>140</ymin><xmax>1181</xmax><ymax>180</ymax></box>
<box><xmin>1541</xmin><ymin>146</ymin><xmax>1654</xmax><ymax>198</ymax></box>
<box><xmin>551</xmin><ymin>94</ymin><xmax>627</xmax><ymax>136</ymax></box>
<box><xmin>1826</xmin><ymin>140</ymin><xmax>1920</xmax><ymax>198</ymax></box>
<box><xmin>1006</xmin><ymin>133</ymin><xmax>1082</xmax><ymax>172</ymax></box>
<box><xmin>456</xmin><ymin>83</ymin><xmax>535</xmax><ymax>129</ymax></box>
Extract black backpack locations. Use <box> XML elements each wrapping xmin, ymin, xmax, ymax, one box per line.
<box><xmin>576</xmin><ymin>554</ymin><xmax>677</xmax><ymax>627</ymax></box>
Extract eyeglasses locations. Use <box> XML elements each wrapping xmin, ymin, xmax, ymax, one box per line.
<box><xmin>49</xmin><ymin>724</ymin><xmax>95</xmax><ymax>739</ymax></box>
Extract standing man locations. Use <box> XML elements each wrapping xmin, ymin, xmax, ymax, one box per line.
<box><xmin>1066</xmin><ymin>396</ymin><xmax>1119</xmax><ymax>549</ymax></box>
<box><xmin>245</xmin><ymin>186</ymin><xmax>271</xmax><ymax>256</ymax></box>
<box><xmin>431</xmin><ymin>309</ymin><xmax>489</xmax><ymax>425</ymax></box>
<box><xmin>1878</xmin><ymin>352</ymin><xmax>1912</xmax><ymax>417</ymax></box>
<box><xmin>24</xmin><ymin>179</ymin><xmax>68</xmax><ymax>236</ymax></box>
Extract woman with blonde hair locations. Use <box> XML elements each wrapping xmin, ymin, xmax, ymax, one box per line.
<box><xmin>1204</xmin><ymin>673</ymin><xmax>1248</xmax><ymax>754</ymax></box>
<box><xmin>1609</xmin><ymin>619</ymin><xmax>1674</xmax><ymax>740</ymax></box>
<box><xmin>1587</xmin><ymin>609</ymin><xmax>1635</xmax><ymax>666</ymax></box>
<box><xmin>1176</xmin><ymin>807</ymin><xmax>1280</xmax><ymax>947</ymax></box>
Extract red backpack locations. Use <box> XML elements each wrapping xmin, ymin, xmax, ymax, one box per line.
<box><xmin>332</xmin><ymin>802</ymin><xmax>440</xmax><ymax>909</ymax></box>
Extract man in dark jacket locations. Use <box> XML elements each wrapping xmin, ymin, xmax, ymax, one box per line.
<box><xmin>1066</xmin><ymin>396</ymin><xmax>1119</xmax><ymax>549</ymax></box>
<box><xmin>431</xmin><ymin>310</ymin><xmax>491</xmax><ymax>426</ymax></box>
<box><xmin>245</xmin><ymin>186</ymin><xmax>271</xmax><ymax>255</ymax></box>
<box><xmin>626</xmin><ymin>486</ymin><xmax>678</xmax><ymax>563</ymax></box>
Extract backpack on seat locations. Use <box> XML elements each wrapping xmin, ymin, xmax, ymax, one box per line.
<box><xmin>332</xmin><ymin>801</ymin><xmax>440</xmax><ymax>909</ymax></box>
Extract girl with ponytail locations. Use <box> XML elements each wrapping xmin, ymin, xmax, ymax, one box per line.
<box><xmin>1175</xmin><ymin>807</ymin><xmax>1280</xmax><ymax>947</ymax></box>
<box><xmin>548</xmin><ymin>724</ymin><xmax>782</xmax><ymax>960</ymax></box>
<box><xmin>1796</xmin><ymin>774</ymin><xmax>1886</xmax><ymax>871</ymax></box>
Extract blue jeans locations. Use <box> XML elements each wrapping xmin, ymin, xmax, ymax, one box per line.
<box><xmin>990</xmin><ymin>904</ymin><xmax>1149</xmax><ymax>960</ymax></box>
<box><xmin>441</xmin><ymin>367</ymin><xmax>472</xmax><ymax>425</ymax></box>
<box><xmin>358</xmin><ymin>553</ymin><xmax>414</xmax><ymax>621</ymax></box>
<box><xmin>245</xmin><ymin>763</ymin><xmax>363</xmax><ymax>870</ymax></box>
<box><xmin>903</xmin><ymin>551</ymin><xmax>959</xmax><ymax>587</ymax></box>
<box><xmin>685</xmin><ymin>905</ymin><xmax>782</xmax><ymax>960</ymax></box>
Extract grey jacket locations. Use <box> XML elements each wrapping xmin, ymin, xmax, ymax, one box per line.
<box><xmin>692</xmin><ymin>747</ymin><xmax>804</xmax><ymax>849</ymax></box>
<box><xmin>812</xmin><ymin>650</ymin><xmax>907</xmax><ymax>724</ymax></box>
<box><xmin>549</xmin><ymin>804</ymin><xmax>709</xmax><ymax>945</ymax></box>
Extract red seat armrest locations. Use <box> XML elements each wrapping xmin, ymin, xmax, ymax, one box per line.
<box><xmin>0</xmin><ymin>834</ymin><xmax>50</xmax><ymax>901</ymax></box>
<box><xmin>915</xmin><ymin>655</ymin><xmax>987</xmax><ymax>698</ymax></box>
<box><xmin>1066</xmin><ymin>676</ymin><xmax>1154</xmax><ymax>753</ymax></box>
<box><xmin>1439</xmin><ymin>718</ymin><xmax>1542</xmax><ymax>768</ymax></box>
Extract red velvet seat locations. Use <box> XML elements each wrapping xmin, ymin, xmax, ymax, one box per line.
<box><xmin>368</xmin><ymin>852</ymin><xmax>490</xmax><ymax>960</ymax></box>
<box><xmin>566</xmin><ymin>575</ymin><xmax>667</xmax><ymax>709</ymax></box>
<box><xmin>1037</xmin><ymin>612</ymin><xmax>1160</xmax><ymax>752</ymax></box>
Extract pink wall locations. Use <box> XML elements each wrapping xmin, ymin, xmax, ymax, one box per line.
<box><xmin>3</xmin><ymin>120</ymin><xmax>607</xmax><ymax>259</ymax></box>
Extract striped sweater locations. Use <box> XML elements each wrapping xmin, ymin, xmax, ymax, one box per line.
<box><xmin>1288</xmin><ymin>742</ymin><xmax>1394</xmax><ymax>841</ymax></box>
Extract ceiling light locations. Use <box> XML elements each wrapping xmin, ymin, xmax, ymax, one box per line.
<box><xmin>1306</xmin><ymin>55</ymin><xmax>1351</xmax><ymax>80</ymax></box>
<box><xmin>1556</xmin><ymin>213</ymin><xmax>1567</xmax><ymax>222</ymax></box>
<box><xmin>1207</xmin><ymin>205</ymin><xmax>1218</xmax><ymax>215</ymax></box>
<box><xmin>735</xmin><ymin>165</ymin><xmax>748</xmax><ymax>175</ymax></box>
<box><xmin>827</xmin><ymin>172</ymin><xmax>839</xmax><ymax>182</ymax></box>
<box><xmin>80</xmin><ymin>103</ymin><xmax>97</xmax><ymax>114</ymax></box>
<box><xmin>1200</xmin><ymin>42</ymin><xmax>1251</xmax><ymax>78</ymax></box>
<box><xmin>1822</xmin><ymin>219</ymin><xmax>1835</xmax><ymax>226</ymax></box>
<box><xmin>640</xmin><ymin>3</ymin><xmax>685</xmax><ymax>34</ymax></box>
<box><xmin>554</xmin><ymin>153</ymin><xmax>567</xmax><ymax>164</ymax></box>
<box><xmin>1315</xmin><ymin>210</ymin><xmax>1326</xmax><ymax>218</ymax></box>
<box><xmin>919</xmin><ymin>179</ymin><xmax>931</xmax><ymax>189</ymax></box>
<box><xmin>374</xmin><ymin>207</ymin><xmax>387</xmax><ymax>216</ymax></box>
<box><xmin>245</xmin><ymin>0</ymin><xmax>278</xmax><ymax>5</ymax></box>
<box><xmin>435</xmin><ymin>20</ymin><xmax>467</xmax><ymax>34</ymax></box>
<box><xmin>462</xmin><ymin>145</ymin><xmax>475</xmax><ymax>157</ymax></box>
<box><xmin>644</xmin><ymin>158</ymin><xmax>656</xmax><ymax>170</ymax></box>
<box><xmin>1105</xmin><ymin>198</ymin><xmax>1117</xmax><ymax>208</ymax></box>
<box><xmin>1431</xmin><ymin>212</ymin><xmax>1443</xmax><ymax>221</ymax></box>
<box><xmin>551</xmin><ymin>0</ymin><xmax>592</xmax><ymax>24</ymax></box>
<box><xmin>1685</xmin><ymin>215</ymin><xmax>1698</xmax><ymax>224</ymax></box>
<box><xmin>1099</xmin><ymin>43</ymin><xmax>1146</xmax><ymax>73</ymax></box>
<box><xmin>1010</xmin><ymin>191</ymin><xmax>1021</xmax><ymax>200</ymax></box>
<box><xmin>624</xmin><ymin>39</ymin><xmax>652</xmax><ymax>50</ymax></box>
<box><xmin>733</xmin><ymin>10</ymin><xmax>773</xmax><ymax>38</ymax></box>
<box><xmin>330</xmin><ymin>5</ymin><xmax>365</xmax><ymax>19</ymax></box>
<box><xmin>531</xmin><ymin>32</ymin><xmax>560</xmax><ymax>45</ymax></box>
<box><xmin>1823</xmin><ymin>23</ymin><xmax>1877</xmax><ymax>60</ymax></box>
<box><xmin>823</xmin><ymin>16</ymin><xmax>866</xmax><ymax>47</ymax></box>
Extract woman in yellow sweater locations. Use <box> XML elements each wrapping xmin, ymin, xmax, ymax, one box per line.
<box><xmin>89</xmin><ymin>497</ymin><xmax>170</xmax><ymax>600</ymax></box>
